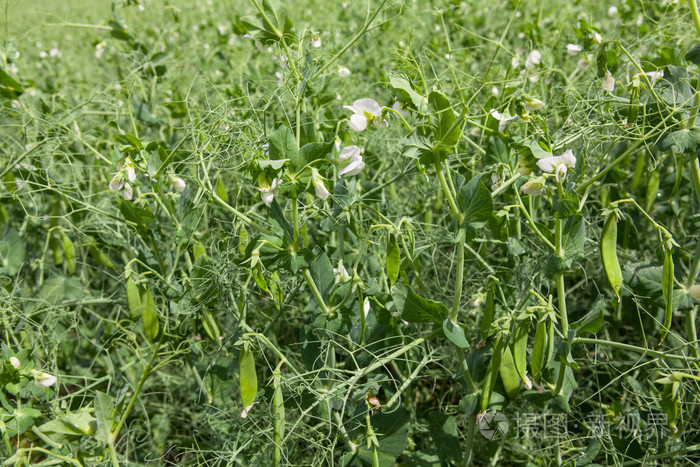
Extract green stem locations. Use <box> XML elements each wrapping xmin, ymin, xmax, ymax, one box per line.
<box><xmin>554</xmin><ymin>217</ymin><xmax>569</xmax><ymax>395</ymax></box>
<box><xmin>111</xmin><ymin>344</ymin><xmax>160</xmax><ymax>443</ymax></box>
<box><xmin>206</xmin><ymin>185</ymin><xmax>275</xmax><ymax>236</ymax></box>
<box><xmin>450</xmin><ymin>242</ymin><xmax>464</xmax><ymax>322</ymax></box>
<box><xmin>574</xmin><ymin>337</ymin><xmax>700</xmax><ymax>361</ymax></box>
<box><xmin>303</xmin><ymin>268</ymin><xmax>331</xmax><ymax>316</ymax></box>
<box><xmin>690</xmin><ymin>0</ymin><xmax>700</xmax><ymax>36</ymax></box>
<box><xmin>687</xmin><ymin>240</ymin><xmax>700</xmax><ymax>289</ymax></box>
<box><xmin>434</xmin><ymin>158</ymin><xmax>463</xmax><ymax>224</ymax></box>
<box><xmin>491</xmin><ymin>172</ymin><xmax>522</xmax><ymax>197</ymax></box>
<box><xmin>691</xmin><ymin>156</ymin><xmax>700</xmax><ymax>206</ymax></box>
<box><xmin>514</xmin><ymin>186</ymin><xmax>556</xmax><ymax>251</ymax></box>
<box><xmin>292</xmin><ymin>197</ymin><xmax>300</xmax><ymax>252</ymax></box>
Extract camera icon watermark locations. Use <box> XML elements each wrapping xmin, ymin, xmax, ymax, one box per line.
<box><xmin>478</xmin><ymin>411</ymin><xmax>510</xmax><ymax>440</ymax></box>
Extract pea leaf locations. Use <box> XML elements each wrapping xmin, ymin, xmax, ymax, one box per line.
<box><xmin>428</xmin><ymin>90</ymin><xmax>460</xmax><ymax>149</ymax></box>
<box><xmin>443</xmin><ymin>319</ymin><xmax>470</xmax><ymax>349</ymax></box>
<box><xmin>268</xmin><ymin>125</ymin><xmax>299</xmax><ymax>170</ymax></box>
<box><xmin>456</xmin><ymin>174</ymin><xmax>494</xmax><ymax>242</ymax></box>
<box><xmin>392</xmin><ymin>284</ymin><xmax>448</xmax><ymax>323</ymax></box>
<box><xmin>572</xmin><ymin>295</ymin><xmax>605</xmax><ymax>335</ymax></box>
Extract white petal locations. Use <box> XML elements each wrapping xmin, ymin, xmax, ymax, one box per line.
<box><xmin>339</xmin><ymin>145</ymin><xmax>362</xmax><ymax>160</ymax></box>
<box><xmin>536</xmin><ymin>156</ymin><xmax>559</xmax><ymax>173</ymax></box>
<box><xmin>314</xmin><ymin>180</ymin><xmax>330</xmax><ymax>200</ymax></box>
<box><xmin>525</xmin><ymin>50</ymin><xmax>541</xmax><ymax>68</ymax></box>
<box><xmin>109</xmin><ymin>174</ymin><xmax>124</xmax><ymax>191</ymax></box>
<box><xmin>338</xmin><ymin>155</ymin><xmax>365</xmax><ymax>177</ymax></box>
<box><xmin>555</xmin><ymin>164</ymin><xmax>568</xmax><ymax>182</ymax></box>
<box><xmin>171</xmin><ymin>176</ymin><xmax>186</xmax><ymax>192</ymax></box>
<box><xmin>560</xmin><ymin>150</ymin><xmax>576</xmax><ymax>168</ymax></box>
<box><xmin>270</xmin><ymin>178</ymin><xmax>282</xmax><ymax>190</ymax></box>
<box><xmin>338</xmin><ymin>66</ymin><xmax>351</xmax><ymax>77</ymax></box>
<box><xmin>122</xmin><ymin>183</ymin><xmax>133</xmax><ymax>200</ymax></box>
<box><xmin>348</xmin><ymin>114</ymin><xmax>368</xmax><ymax>132</ymax></box>
<box><xmin>363</xmin><ymin>297</ymin><xmax>371</xmax><ymax>318</ymax></box>
<box><xmin>489</xmin><ymin>109</ymin><xmax>503</xmax><ymax>120</ymax></box>
<box><xmin>602</xmin><ymin>71</ymin><xmax>615</xmax><ymax>92</ymax></box>
<box><xmin>262</xmin><ymin>190</ymin><xmax>274</xmax><ymax>206</ymax></box>
<box><xmin>376</xmin><ymin>119</ymin><xmax>389</xmax><ymax>129</ymax></box>
<box><xmin>566</xmin><ymin>44</ymin><xmax>583</xmax><ymax>56</ymax></box>
<box><xmin>35</xmin><ymin>372</ymin><xmax>57</xmax><ymax>387</ymax></box>
<box><xmin>352</xmin><ymin>98</ymin><xmax>382</xmax><ymax>117</ymax></box>
<box><xmin>520</xmin><ymin>180</ymin><xmax>544</xmax><ymax>195</ymax></box>
<box><xmin>9</xmin><ymin>357</ymin><xmax>20</xmax><ymax>369</ymax></box>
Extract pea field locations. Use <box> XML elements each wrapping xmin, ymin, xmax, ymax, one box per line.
<box><xmin>2</xmin><ymin>0</ymin><xmax>700</xmax><ymax>465</ymax></box>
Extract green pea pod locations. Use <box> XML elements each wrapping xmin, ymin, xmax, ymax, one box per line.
<box><xmin>386</xmin><ymin>233</ymin><xmax>400</xmax><ymax>286</ymax></box>
<box><xmin>531</xmin><ymin>319</ymin><xmax>547</xmax><ymax>383</ymax></box>
<box><xmin>545</xmin><ymin>318</ymin><xmax>555</xmax><ymax>370</ymax></box>
<box><xmin>601</xmin><ymin>214</ymin><xmax>623</xmax><ymax>300</ymax></box>
<box><xmin>480</xmin><ymin>279</ymin><xmax>496</xmax><ymax>339</ymax></box>
<box><xmin>631</xmin><ymin>153</ymin><xmax>645</xmax><ymax>192</ymax></box>
<box><xmin>512</xmin><ymin>319</ymin><xmax>530</xmax><ymax>387</ymax></box>
<box><xmin>253</xmin><ymin>265</ymin><xmax>270</xmax><ymax>295</ymax></box>
<box><xmin>216</xmin><ymin>178</ymin><xmax>229</xmax><ymax>204</ymax></box>
<box><xmin>200</xmin><ymin>308</ymin><xmax>221</xmax><ymax>342</ymax></box>
<box><xmin>126</xmin><ymin>276</ymin><xmax>142</xmax><ymax>321</ymax></box>
<box><xmin>89</xmin><ymin>244</ymin><xmax>116</xmax><ymax>270</ymax></box>
<box><xmin>50</xmin><ymin>235</ymin><xmax>63</xmax><ymax>266</ymax></box>
<box><xmin>660</xmin><ymin>246</ymin><xmax>674</xmax><ymax>342</ymax></box>
<box><xmin>644</xmin><ymin>169</ymin><xmax>660</xmax><ymax>214</ymax></box>
<box><xmin>61</xmin><ymin>233</ymin><xmax>76</xmax><ymax>275</ymax></box>
<box><xmin>140</xmin><ymin>287</ymin><xmax>160</xmax><ymax>343</ymax></box>
<box><xmin>481</xmin><ymin>336</ymin><xmax>505</xmax><ymax>413</ymax></box>
<box><xmin>193</xmin><ymin>240</ymin><xmax>206</xmax><ymax>262</ymax></box>
<box><xmin>239</xmin><ymin>343</ymin><xmax>257</xmax><ymax>415</ymax></box>
<box><xmin>273</xmin><ymin>364</ymin><xmax>285</xmax><ymax>466</ymax></box>
<box><xmin>499</xmin><ymin>347</ymin><xmax>521</xmax><ymax>400</ymax></box>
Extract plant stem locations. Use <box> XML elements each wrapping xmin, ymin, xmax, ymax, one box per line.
<box><xmin>574</xmin><ymin>337</ymin><xmax>700</xmax><ymax>361</ymax></box>
<box><xmin>451</xmin><ymin>242</ymin><xmax>464</xmax><ymax>322</ymax></box>
<box><xmin>434</xmin><ymin>158</ymin><xmax>463</xmax><ymax>224</ymax></box>
<box><xmin>513</xmin><ymin>186</ymin><xmax>556</xmax><ymax>251</ymax></box>
<box><xmin>291</xmin><ymin>197</ymin><xmax>300</xmax><ymax>252</ymax></box>
<box><xmin>111</xmin><ymin>344</ymin><xmax>160</xmax><ymax>444</ymax></box>
<box><xmin>554</xmin><ymin>217</ymin><xmax>569</xmax><ymax>395</ymax></box>
<box><xmin>690</xmin><ymin>0</ymin><xmax>700</xmax><ymax>36</ymax></box>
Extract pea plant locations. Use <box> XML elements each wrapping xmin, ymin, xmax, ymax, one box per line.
<box><xmin>1</xmin><ymin>0</ymin><xmax>700</xmax><ymax>465</ymax></box>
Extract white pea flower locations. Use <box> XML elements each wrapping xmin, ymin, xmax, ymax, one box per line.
<box><xmin>363</xmin><ymin>297</ymin><xmax>371</xmax><ymax>318</ymax></box>
<box><xmin>33</xmin><ymin>371</ymin><xmax>57</xmax><ymax>387</ymax></box>
<box><xmin>524</xmin><ymin>97</ymin><xmax>545</xmax><ymax>112</ymax></box>
<box><xmin>344</xmin><ymin>98</ymin><xmax>387</xmax><ymax>131</ymax></box>
<box><xmin>520</xmin><ymin>177</ymin><xmax>546</xmax><ymax>195</ymax></box>
<box><xmin>511</xmin><ymin>56</ymin><xmax>520</xmax><ymax>68</ymax></box>
<box><xmin>608</xmin><ymin>6</ymin><xmax>618</xmax><ymax>16</ymax></box>
<box><xmin>169</xmin><ymin>175</ymin><xmax>186</xmax><ymax>192</ymax></box>
<box><xmin>122</xmin><ymin>157</ymin><xmax>136</xmax><ymax>183</ymax></box>
<box><xmin>334</xmin><ymin>261</ymin><xmax>351</xmax><ymax>282</ymax></box>
<box><xmin>338</xmin><ymin>66</ymin><xmax>351</xmax><ymax>78</ymax></box>
<box><xmin>337</xmin><ymin>146</ymin><xmax>365</xmax><ymax>177</ymax></box>
<box><xmin>311</xmin><ymin>34</ymin><xmax>321</xmax><ymax>48</ymax></box>
<box><xmin>525</xmin><ymin>49</ymin><xmax>541</xmax><ymax>68</ymax></box>
<box><xmin>392</xmin><ymin>101</ymin><xmax>411</xmax><ymax>118</ymax></box>
<box><xmin>9</xmin><ymin>357</ymin><xmax>20</xmax><ymax>369</ymax></box>
<box><xmin>311</xmin><ymin>168</ymin><xmax>330</xmax><ymax>200</ymax></box>
<box><xmin>109</xmin><ymin>172</ymin><xmax>125</xmax><ymax>191</ymax></box>
<box><xmin>122</xmin><ymin>183</ymin><xmax>134</xmax><ymax>201</ymax></box>
<box><xmin>255</xmin><ymin>177</ymin><xmax>282</xmax><ymax>207</ymax></box>
<box><xmin>489</xmin><ymin>109</ymin><xmax>517</xmax><ymax>133</ymax></box>
<box><xmin>602</xmin><ymin>70</ymin><xmax>615</xmax><ymax>92</ymax></box>
<box><xmin>537</xmin><ymin>150</ymin><xmax>576</xmax><ymax>182</ymax></box>
<box><xmin>690</xmin><ymin>284</ymin><xmax>700</xmax><ymax>301</ymax></box>
<box><xmin>593</xmin><ymin>32</ymin><xmax>603</xmax><ymax>44</ymax></box>
<box><xmin>49</xmin><ymin>48</ymin><xmax>61</xmax><ymax>58</ymax></box>
<box><xmin>566</xmin><ymin>44</ymin><xmax>583</xmax><ymax>56</ymax></box>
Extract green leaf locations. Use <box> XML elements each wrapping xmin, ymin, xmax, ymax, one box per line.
<box><xmin>0</xmin><ymin>67</ymin><xmax>23</xmax><ymax>99</ymax></box>
<box><xmin>389</xmin><ymin>72</ymin><xmax>428</xmax><ymax>113</ymax></box>
<box><xmin>0</xmin><ymin>228</ymin><xmax>26</xmax><ymax>275</ymax></box>
<box><xmin>428</xmin><ymin>90</ymin><xmax>460</xmax><ymax>148</ymax></box>
<box><xmin>299</xmin><ymin>142</ymin><xmax>332</xmax><ymax>166</ymax></box>
<box><xmin>561</xmin><ymin>214</ymin><xmax>585</xmax><ymax>269</ymax></box>
<box><xmin>572</xmin><ymin>296</ymin><xmax>605</xmax><ymax>335</ymax></box>
<box><xmin>368</xmin><ymin>407</ymin><xmax>410</xmax><ymax>457</ymax></box>
<box><xmin>685</xmin><ymin>42</ymin><xmax>700</xmax><ymax>65</ymax></box>
<box><xmin>443</xmin><ymin>319</ymin><xmax>470</xmax><ymax>349</ymax></box>
<box><xmin>392</xmin><ymin>284</ymin><xmax>448</xmax><ymax>323</ymax></box>
<box><xmin>457</xmin><ymin>174</ymin><xmax>494</xmax><ymax>242</ymax></box>
<box><xmin>269</xmin><ymin>125</ymin><xmax>299</xmax><ymax>170</ymax></box>
<box><xmin>659</xmin><ymin>128</ymin><xmax>700</xmax><ymax>154</ymax></box>
<box><xmin>94</xmin><ymin>391</ymin><xmax>114</xmax><ymax>444</ymax></box>
<box><xmin>240</xmin><ymin>0</ymin><xmax>294</xmax><ymax>45</ymax></box>
<box><xmin>269</xmin><ymin>199</ymin><xmax>294</xmax><ymax>243</ymax></box>
<box><xmin>310</xmin><ymin>249</ymin><xmax>335</xmax><ymax>301</ymax></box>
<box><xmin>428</xmin><ymin>413</ymin><xmax>461</xmax><ymax>462</ymax></box>
<box><xmin>257</xmin><ymin>158</ymin><xmax>289</xmax><ymax>171</ymax></box>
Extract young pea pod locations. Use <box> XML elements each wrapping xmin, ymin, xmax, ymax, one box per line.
<box><xmin>89</xmin><ymin>244</ymin><xmax>115</xmax><ymax>270</ymax></box>
<box><xmin>126</xmin><ymin>276</ymin><xmax>142</xmax><ymax>321</ymax></box>
<box><xmin>273</xmin><ymin>363</ymin><xmax>285</xmax><ymax>466</ymax></box>
<box><xmin>200</xmin><ymin>308</ymin><xmax>221</xmax><ymax>342</ymax></box>
<box><xmin>193</xmin><ymin>240</ymin><xmax>206</xmax><ymax>262</ymax></box>
<box><xmin>386</xmin><ymin>233</ymin><xmax>400</xmax><ymax>286</ymax></box>
<box><xmin>480</xmin><ymin>336</ymin><xmax>505</xmax><ymax>413</ymax></box>
<box><xmin>239</xmin><ymin>342</ymin><xmax>258</xmax><ymax>417</ymax></box>
<box><xmin>660</xmin><ymin>246</ymin><xmax>674</xmax><ymax>342</ymax></box>
<box><xmin>216</xmin><ymin>178</ymin><xmax>229</xmax><ymax>204</ymax></box>
<box><xmin>601</xmin><ymin>213</ymin><xmax>623</xmax><ymax>300</ymax></box>
<box><xmin>512</xmin><ymin>318</ymin><xmax>530</xmax><ymax>388</ymax></box>
<box><xmin>644</xmin><ymin>168</ymin><xmax>660</xmax><ymax>214</ymax></box>
<box><xmin>499</xmin><ymin>347</ymin><xmax>521</xmax><ymax>400</ymax></box>
<box><xmin>480</xmin><ymin>278</ymin><xmax>496</xmax><ymax>340</ymax></box>
<box><xmin>631</xmin><ymin>153</ymin><xmax>645</xmax><ymax>192</ymax></box>
<box><xmin>140</xmin><ymin>287</ymin><xmax>160</xmax><ymax>343</ymax></box>
<box><xmin>531</xmin><ymin>318</ymin><xmax>547</xmax><ymax>383</ymax></box>
<box><xmin>50</xmin><ymin>235</ymin><xmax>63</xmax><ymax>266</ymax></box>
<box><xmin>60</xmin><ymin>233</ymin><xmax>76</xmax><ymax>275</ymax></box>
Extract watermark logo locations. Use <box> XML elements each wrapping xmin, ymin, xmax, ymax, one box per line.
<box><xmin>479</xmin><ymin>411</ymin><xmax>509</xmax><ymax>440</ymax></box>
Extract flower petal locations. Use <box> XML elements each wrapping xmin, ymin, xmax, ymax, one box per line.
<box><xmin>262</xmin><ymin>190</ymin><xmax>275</xmax><ymax>206</ymax></box>
<box><xmin>123</xmin><ymin>183</ymin><xmax>133</xmax><ymax>201</ymax></box>
<box><xmin>338</xmin><ymin>155</ymin><xmax>365</xmax><ymax>177</ymax></box>
<box><xmin>348</xmin><ymin>114</ymin><xmax>368</xmax><ymax>131</ymax></box>
<box><xmin>560</xmin><ymin>149</ymin><xmax>576</xmax><ymax>168</ymax></box>
<box><xmin>339</xmin><ymin>145</ymin><xmax>361</xmax><ymax>160</ymax></box>
<box><xmin>352</xmin><ymin>98</ymin><xmax>381</xmax><ymax>117</ymax></box>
